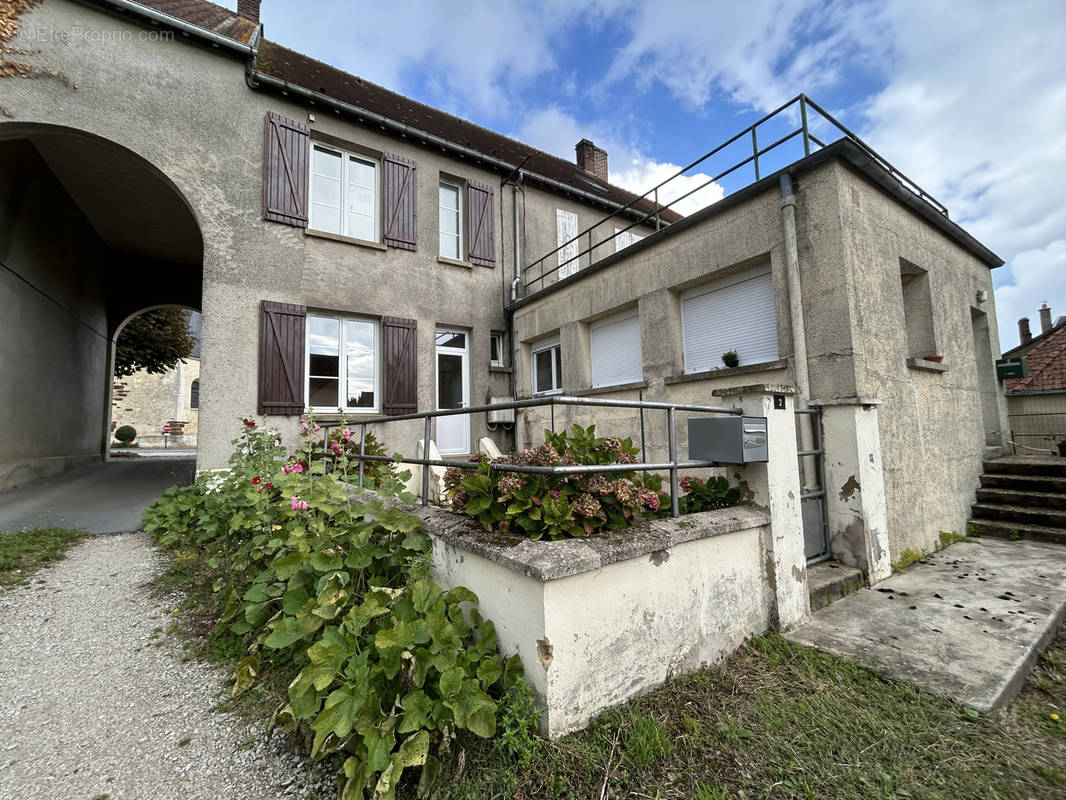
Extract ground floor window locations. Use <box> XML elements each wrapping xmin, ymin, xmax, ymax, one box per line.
<box><xmin>532</xmin><ymin>336</ymin><xmax>562</xmax><ymax>394</ymax></box>
<box><xmin>307</xmin><ymin>313</ymin><xmax>378</xmax><ymax>411</ymax></box>
<box><xmin>590</xmin><ymin>308</ymin><xmax>642</xmax><ymax>387</ymax></box>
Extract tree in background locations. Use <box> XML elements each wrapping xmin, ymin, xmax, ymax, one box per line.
<box><xmin>114</xmin><ymin>308</ymin><xmax>196</xmax><ymax>377</ymax></box>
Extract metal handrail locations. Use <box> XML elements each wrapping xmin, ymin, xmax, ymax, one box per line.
<box><xmin>313</xmin><ymin>395</ymin><xmax>743</xmax><ymax>517</ymax></box>
<box><xmin>523</xmin><ymin>93</ymin><xmax>950</xmax><ymax>294</ymax></box>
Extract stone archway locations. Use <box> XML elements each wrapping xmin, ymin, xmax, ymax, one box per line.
<box><xmin>0</xmin><ymin>123</ymin><xmax>203</xmax><ymax>490</ymax></box>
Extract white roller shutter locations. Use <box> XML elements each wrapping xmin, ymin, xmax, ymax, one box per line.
<box><xmin>590</xmin><ymin>309</ymin><xmax>643</xmax><ymax>387</ymax></box>
<box><xmin>681</xmin><ymin>265</ymin><xmax>778</xmax><ymax>373</ymax></box>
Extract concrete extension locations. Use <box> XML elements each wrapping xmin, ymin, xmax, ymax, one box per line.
<box><xmin>786</xmin><ymin>538</ymin><xmax>1066</xmax><ymax>713</ymax></box>
<box><xmin>0</xmin><ymin>458</ymin><xmax>194</xmax><ymax>534</ymax></box>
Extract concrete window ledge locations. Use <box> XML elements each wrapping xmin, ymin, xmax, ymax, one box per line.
<box><xmin>905</xmin><ymin>358</ymin><xmax>949</xmax><ymax>372</ymax></box>
<box><xmin>348</xmin><ymin>488</ymin><xmax>773</xmax><ymax>737</ymax></box>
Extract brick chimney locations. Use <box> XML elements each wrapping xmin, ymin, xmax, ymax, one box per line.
<box><xmin>575</xmin><ymin>139</ymin><xmax>608</xmax><ymax>182</ymax></box>
<box><xmin>1039</xmin><ymin>302</ymin><xmax>1053</xmax><ymax>334</ymax></box>
<box><xmin>1019</xmin><ymin>317</ymin><xmax>1032</xmax><ymax>346</ymax></box>
<box><xmin>237</xmin><ymin>0</ymin><xmax>260</xmax><ymax>21</ymax></box>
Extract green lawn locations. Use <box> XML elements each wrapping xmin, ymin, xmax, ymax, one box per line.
<box><xmin>434</xmin><ymin>630</ymin><xmax>1066</xmax><ymax>800</ymax></box>
<box><xmin>0</xmin><ymin>527</ymin><xmax>84</xmax><ymax>590</ymax></box>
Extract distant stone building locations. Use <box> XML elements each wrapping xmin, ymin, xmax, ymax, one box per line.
<box><xmin>111</xmin><ymin>312</ymin><xmax>201</xmax><ymax>449</ymax></box>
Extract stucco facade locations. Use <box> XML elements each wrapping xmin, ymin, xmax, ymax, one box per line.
<box><xmin>510</xmin><ymin>152</ymin><xmax>1008</xmax><ymax>566</ymax></box>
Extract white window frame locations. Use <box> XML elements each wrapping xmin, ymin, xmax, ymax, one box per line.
<box><xmin>589</xmin><ymin>308</ymin><xmax>643</xmax><ymax>387</ymax></box>
<box><xmin>439</xmin><ymin>179</ymin><xmax>464</xmax><ymax>260</ymax></box>
<box><xmin>490</xmin><ymin>331</ymin><xmax>506</xmax><ymax>368</ymax></box>
<box><xmin>531</xmin><ymin>336</ymin><xmax>562</xmax><ymax>395</ymax></box>
<box><xmin>305</xmin><ymin>312</ymin><xmax>381</xmax><ymax>414</ymax></box>
<box><xmin>308</xmin><ymin>142</ymin><xmax>381</xmax><ymax>242</ymax></box>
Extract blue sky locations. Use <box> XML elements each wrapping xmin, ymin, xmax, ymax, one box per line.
<box><xmin>258</xmin><ymin>0</ymin><xmax>1066</xmax><ymax>350</ymax></box>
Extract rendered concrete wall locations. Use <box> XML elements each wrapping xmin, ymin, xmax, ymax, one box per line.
<box><xmin>819</xmin><ymin>161</ymin><xmax>1009</xmax><ymax>555</ymax></box>
<box><xmin>428</xmin><ymin>506</ymin><xmax>774</xmax><ymax>738</ymax></box>
<box><xmin>1006</xmin><ymin>392</ymin><xmax>1066</xmax><ymax>455</ymax></box>
<box><xmin>0</xmin><ymin>139</ymin><xmax>109</xmax><ymax>489</ymax></box>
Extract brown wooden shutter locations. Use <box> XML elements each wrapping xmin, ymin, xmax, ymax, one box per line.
<box><xmin>263</xmin><ymin>112</ymin><xmax>310</xmax><ymax>227</ymax></box>
<box><xmin>258</xmin><ymin>301</ymin><xmax>306</xmax><ymax>415</ymax></box>
<box><xmin>383</xmin><ymin>153</ymin><xmax>417</xmax><ymax>250</ymax></box>
<box><xmin>466</xmin><ymin>180</ymin><xmax>495</xmax><ymax>267</ymax></box>
<box><xmin>381</xmin><ymin>316</ymin><xmax>417</xmax><ymax>416</ymax></box>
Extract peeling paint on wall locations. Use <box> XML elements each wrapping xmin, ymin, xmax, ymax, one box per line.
<box><xmin>839</xmin><ymin>475</ymin><xmax>861</xmax><ymax>501</ymax></box>
<box><xmin>537</xmin><ymin>637</ymin><xmax>553</xmax><ymax>669</ymax></box>
<box><xmin>649</xmin><ymin>549</ymin><xmax>670</xmax><ymax>566</ymax></box>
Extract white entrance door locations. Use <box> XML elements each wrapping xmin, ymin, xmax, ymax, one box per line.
<box><xmin>435</xmin><ymin>329</ymin><xmax>470</xmax><ymax>455</ymax></box>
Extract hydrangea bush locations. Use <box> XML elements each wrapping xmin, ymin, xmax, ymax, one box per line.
<box><xmin>445</xmin><ymin>424</ymin><xmax>671</xmax><ymax>540</ymax></box>
<box><xmin>144</xmin><ymin>417</ymin><xmax>521</xmax><ymax>800</ymax></box>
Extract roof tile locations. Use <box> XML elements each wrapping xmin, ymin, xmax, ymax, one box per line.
<box><xmin>1005</xmin><ymin>323</ymin><xmax>1066</xmax><ymax>393</ymax></box>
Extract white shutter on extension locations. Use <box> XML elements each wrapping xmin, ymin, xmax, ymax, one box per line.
<box><xmin>557</xmin><ymin>209</ymin><xmax>579</xmax><ymax>278</ymax></box>
<box><xmin>590</xmin><ymin>309</ymin><xmax>643</xmax><ymax>387</ymax></box>
<box><xmin>681</xmin><ymin>265</ymin><xmax>778</xmax><ymax>373</ymax></box>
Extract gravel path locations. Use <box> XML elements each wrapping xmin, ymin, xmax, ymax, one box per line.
<box><xmin>0</xmin><ymin>533</ymin><xmax>332</xmax><ymax>800</ymax></box>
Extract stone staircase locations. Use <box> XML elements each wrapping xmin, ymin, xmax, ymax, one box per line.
<box><xmin>969</xmin><ymin>457</ymin><xmax>1066</xmax><ymax>545</ymax></box>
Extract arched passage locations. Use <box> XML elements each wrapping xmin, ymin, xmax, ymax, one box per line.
<box><xmin>0</xmin><ymin>123</ymin><xmax>203</xmax><ymax>490</ymax></box>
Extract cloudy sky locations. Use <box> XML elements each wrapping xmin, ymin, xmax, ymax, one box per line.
<box><xmin>258</xmin><ymin>0</ymin><xmax>1066</xmax><ymax>350</ymax></box>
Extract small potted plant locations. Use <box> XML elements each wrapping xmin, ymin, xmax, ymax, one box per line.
<box><xmin>722</xmin><ymin>349</ymin><xmax>739</xmax><ymax>368</ymax></box>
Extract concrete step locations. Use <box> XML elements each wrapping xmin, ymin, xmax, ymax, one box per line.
<box><xmin>983</xmin><ymin>458</ymin><xmax>1066</xmax><ymax>478</ymax></box>
<box><xmin>967</xmin><ymin>519</ymin><xmax>1066</xmax><ymax>546</ymax></box>
<box><xmin>807</xmin><ymin>561</ymin><xmax>864</xmax><ymax>612</ymax></box>
<box><xmin>975</xmin><ymin>487</ymin><xmax>1066</xmax><ymax>510</ymax></box>
<box><xmin>979</xmin><ymin>472</ymin><xmax>1066</xmax><ymax>494</ymax></box>
<box><xmin>971</xmin><ymin>502</ymin><xmax>1066</xmax><ymax>529</ymax></box>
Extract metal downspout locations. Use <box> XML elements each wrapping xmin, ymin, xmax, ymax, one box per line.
<box><xmin>779</xmin><ymin>174</ymin><xmax>811</xmax><ymax>407</ymax></box>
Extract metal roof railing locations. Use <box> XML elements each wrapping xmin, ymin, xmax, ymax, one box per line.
<box><xmin>314</xmin><ymin>395</ymin><xmax>742</xmax><ymax>518</ymax></box>
<box><xmin>522</xmin><ymin>94</ymin><xmax>949</xmax><ymax>295</ymax></box>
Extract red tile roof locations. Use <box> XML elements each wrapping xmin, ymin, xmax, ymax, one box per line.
<box><xmin>130</xmin><ymin>0</ymin><xmax>258</xmax><ymax>44</ymax></box>
<box><xmin>1005</xmin><ymin>322</ymin><xmax>1066</xmax><ymax>393</ymax></box>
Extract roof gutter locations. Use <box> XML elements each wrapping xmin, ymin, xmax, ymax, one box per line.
<box><xmin>247</xmin><ymin>70</ymin><xmax>638</xmax><ymax>218</ymax></box>
<box><xmin>98</xmin><ymin>0</ymin><xmax>256</xmax><ymax>55</ymax></box>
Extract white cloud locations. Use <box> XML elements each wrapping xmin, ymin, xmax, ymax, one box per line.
<box><xmin>261</xmin><ymin>0</ymin><xmax>578</xmax><ymax>116</ymax></box>
<box><xmin>513</xmin><ymin>107</ymin><xmax>724</xmax><ymax>217</ymax></box>
<box><xmin>600</xmin><ymin>0</ymin><xmax>888</xmax><ymax>114</ymax></box>
<box><xmin>855</xmin><ymin>0</ymin><xmax>1066</xmax><ymax>349</ymax></box>
<box><xmin>993</xmin><ymin>240</ymin><xmax>1066</xmax><ymax>350</ymax></box>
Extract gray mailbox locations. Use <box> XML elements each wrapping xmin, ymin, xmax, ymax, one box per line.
<box><xmin>688</xmin><ymin>416</ymin><xmax>768</xmax><ymax>464</ymax></box>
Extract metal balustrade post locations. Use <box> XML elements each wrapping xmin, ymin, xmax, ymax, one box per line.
<box><xmin>358</xmin><ymin>422</ymin><xmax>366</xmax><ymax>488</ymax></box>
<box><xmin>800</xmin><ymin>95</ymin><xmax>811</xmax><ymax>156</ymax></box>
<box><xmin>421</xmin><ymin>415</ymin><xmax>431</xmax><ymax>506</ymax></box>
<box><xmin>654</xmin><ymin>187</ymin><xmax>661</xmax><ymax>231</ymax></box>
<box><xmin>752</xmin><ymin>127</ymin><xmax>760</xmax><ymax>181</ymax></box>
<box><xmin>668</xmin><ymin>406</ymin><xmax>679</xmax><ymax>518</ymax></box>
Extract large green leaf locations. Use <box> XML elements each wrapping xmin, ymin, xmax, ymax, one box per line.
<box><xmin>448</xmin><ymin>682</ymin><xmax>497</xmax><ymax>737</ymax></box>
<box><xmin>271</xmin><ymin>551</ymin><xmax>306</xmax><ymax>580</ymax></box>
<box><xmin>311</xmin><ymin>684</ymin><xmax>366</xmax><ymax>758</ymax></box>
<box><xmin>362</xmin><ymin>722</ymin><xmax>397</xmax><ymax>777</ymax></box>
<box><xmin>397</xmin><ymin>730</ymin><xmax>430</xmax><ymax>767</ymax></box>
<box><xmin>397</xmin><ymin>690</ymin><xmax>434</xmax><ymax>734</ymax></box>
<box><xmin>411</xmin><ymin>580</ymin><xmax>444</xmax><ymax>614</ymax></box>
<box><xmin>438</xmin><ymin>667</ymin><xmax>464</xmax><ymax>699</ymax></box>
<box><xmin>375</xmin><ymin>620</ymin><xmax>414</xmax><ymax>651</ymax></box>
<box><xmin>264</xmin><ymin>616</ymin><xmax>305</xmax><ymax>649</ymax></box>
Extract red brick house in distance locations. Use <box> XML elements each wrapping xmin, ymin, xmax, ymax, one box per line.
<box><xmin>1004</xmin><ymin>304</ymin><xmax>1066</xmax><ymax>455</ymax></box>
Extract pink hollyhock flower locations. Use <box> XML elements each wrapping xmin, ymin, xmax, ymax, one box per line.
<box><xmin>300</xmin><ymin>419</ymin><xmax>309</xmax><ymax>430</ymax></box>
<box><xmin>330</xmin><ymin>442</ymin><xmax>343</xmax><ymax>457</ymax></box>
<box><xmin>313</xmin><ymin>424</ymin><xmax>321</xmax><ymax>432</ymax></box>
<box><xmin>264</xmin><ymin>482</ymin><xmax>272</xmax><ymax>490</ymax></box>
<box><xmin>290</xmin><ymin>495</ymin><xmax>309</xmax><ymax>511</ymax></box>
<box><xmin>341</xmin><ymin>429</ymin><xmax>352</xmax><ymax>443</ymax></box>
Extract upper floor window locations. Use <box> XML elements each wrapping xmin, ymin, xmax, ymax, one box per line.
<box><xmin>439</xmin><ymin>181</ymin><xmax>463</xmax><ymax>259</ymax></box>
<box><xmin>557</xmin><ymin>209</ymin><xmax>579</xmax><ymax>279</ymax></box>
<box><xmin>189</xmin><ymin>379</ymin><xmax>200</xmax><ymax>409</ymax></box>
<box><xmin>309</xmin><ymin>143</ymin><xmax>379</xmax><ymax>242</ymax></box>
<box><xmin>307</xmin><ymin>313</ymin><xmax>379</xmax><ymax>412</ymax></box>
<box><xmin>532</xmin><ymin>336</ymin><xmax>562</xmax><ymax>395</ymax></box>
<box><xmin>681</xmin><ymin>264</ymin><xmax>778</xmax><ymax>372</ymax></box>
